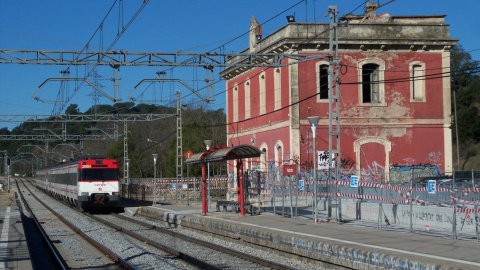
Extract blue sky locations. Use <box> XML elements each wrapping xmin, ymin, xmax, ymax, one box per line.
<box><xmin>1</xmin><ymin>0</ymin><xmax>479</xmax><ymax>130</ymax></box>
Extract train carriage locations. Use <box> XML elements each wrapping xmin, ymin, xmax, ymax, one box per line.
<box><xmin>35</xmin><ymin>156</ymin><xmax>120</xmax><ymax>211</ymax></box>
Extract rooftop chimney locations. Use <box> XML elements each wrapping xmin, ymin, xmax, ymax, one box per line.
<box><xmin>366</xmin><ymin>2</ymin><xmax>378</xmax><ymax>17</ymax></box>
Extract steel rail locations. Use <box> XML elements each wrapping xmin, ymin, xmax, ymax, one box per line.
<box><xmin>17</xmin><ymin>179</ymin><xmax>137</xmax><ymax>270</ymax></box>
<box><xmin>86</xmin><ymin>213</ymin><xmax>226</xmax><ymax>270</ymax></box>
<box><xmin>14</xmin><ymin>179</ymin><xmax>69</xmax><ymax>270</ymax></box>
<box><xmin>107</xmin><ymin>213</ymin><xmax>297</xmax><ymax>270</ymax></box>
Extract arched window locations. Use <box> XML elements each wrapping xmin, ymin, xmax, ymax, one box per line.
<box><xmin>317</xmin><ymin>62</ymin><xmax>329</xmax><ymax>101</ymax></box>
<box><xmin>233</xmin><ymin>84</ymin><xmax>238</xmax><ymax>122</ymax></box>
<box><xmin>410</xmin><ymin>62</ymin><xmax>426</xmax><ymax>102</ymax></box>
<box><xmin>354</xmin><ymin>137</ymin><xmax>392</xmax><ymax>181</ymax></box>
<box><xmin>261</xmin><ymin>147</ymin><xmax>267</xmax><ymax>172</ymax></box>
<box><xmin>274</xmin><ymin>141</ymin><xmax>284</xmax><ymax>167</ymax></box>
<box><xmin>274</xmin><ymin>68</ymin><xmax>282</xmax><ymax>109</ymax></box>
<box><xmin>260</xmin><ymin>71</ymin><xmax>266</xmax><ymax>115</ymax></box>
<box><xmin>362</xmin><ymin>63</ymin><xmax>380</xmax><ymax>103</ymax></box>
<box><xmin>245</xmin><ymin>78</ymin><xmax>251</xmax><ymax>118</ymax></box>
<box><xmin>358</xmin><ymin>59</ymin><xmax>385</xmax><ymax>105</ymax></box>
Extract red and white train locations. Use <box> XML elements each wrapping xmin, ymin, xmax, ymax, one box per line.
<box><xmin>35</xmin><ymin>156</ymin><xmax>121</xmax><ymax>211</ymax></box>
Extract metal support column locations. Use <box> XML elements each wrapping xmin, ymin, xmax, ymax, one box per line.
<box><xmin>62</xmin><ymin>121</ymin><xmax>67</xmax><ymax>143</ymax></box>
<box><xmin>112</xmin><ymin>65</ymin><xmax>121</xmax><ymax>102</ymax></box>
<box><xmin>123</xmin><ymin>121</ymin><xmax>128</xmax><ymax>185</ymax></box>
<box><xmin>328</xmin><ymin>5</ymin><xmax>341</xmax><ymax>222</ymax></box>
<box><xmin>176</xmin><ymin>90</ymin><xmax>183</xmax><ymax>203</ymax></box>
<box><xmin>202</xmin><ymin>162</ymin><xmax>207</xmax><ymax>215</ymax></box>
<box><xmin>45</xmin><ymin>142</ymin><xmax>49</xmax><ymax>168</ymax></box>
<box><xmin>205</xmin><ymin>66</ymin><xmax>215</xmax><ymax>104</ymax></box>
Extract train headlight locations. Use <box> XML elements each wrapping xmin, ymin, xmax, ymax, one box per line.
<box><xmin>81</xmin><ymin>192</ymin><xmax>89</xmax><ymax>196</ymax></box>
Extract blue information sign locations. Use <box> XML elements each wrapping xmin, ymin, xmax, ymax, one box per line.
<box><xmin>350</xmin><ymin>175</ymin><xmax>359</xmax><ymax>187</ymax></box>
<box><xmin>299</xmin><ymin>180</ymin><xmax>304</xmax><ymax>191</ymax></box>
<box><xmin>427</xmin><ymin>180</ymin><xmax>436</xmax><ymax>194</ymax></box>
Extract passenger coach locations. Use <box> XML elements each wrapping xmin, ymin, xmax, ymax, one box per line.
<box><xmin>36</xmin><ymin>156</ymin><xmax>120</xmax><ymax>210</ymax></box>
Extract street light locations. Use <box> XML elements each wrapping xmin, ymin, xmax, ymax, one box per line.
<box><xmin>307</xmin><ymin>116</ymin><xmax>320</xmax><ymax>223</ymax></box>
<box><xmin>204</xmin><ymin>139</ymin><xmax>212</xmax><ymax>210</ymax></box>
<box><xmin>152</xmin><ymin>154</ymin><xmax>158</xmax><ymax>206</ymax></box>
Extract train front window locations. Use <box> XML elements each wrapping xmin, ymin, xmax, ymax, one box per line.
<box><xmin>80</xmin><ymin>169</ymin><xmax>118</xmax><ymax>181</ymax></box>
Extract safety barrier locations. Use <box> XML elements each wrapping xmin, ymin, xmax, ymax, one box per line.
<box><xmin>126</xmin><ymin>172</ymin><xmax>480</xmax><ymax>240</ymax></box>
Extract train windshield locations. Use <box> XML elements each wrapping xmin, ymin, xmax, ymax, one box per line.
<box><xmin>79</xmin><ymin>168</ymin><xmax>119</xmax><ymax>181</ymax></box>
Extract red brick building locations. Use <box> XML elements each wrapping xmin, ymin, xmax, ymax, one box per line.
<box><xmin>220</xmin><ymin>4</ymin><xmax>459</xmax><ymax>182</ymax></box>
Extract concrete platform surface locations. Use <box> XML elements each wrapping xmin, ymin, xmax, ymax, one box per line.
<box><xmin>136</xmin><ymin>203</ymin><xmax>480</xmax><ymax>270</ymax></box>
<box><xmin>0</xmin><ymin>190</ymin><xmax>33</xmax><ymax>270</ymax></box>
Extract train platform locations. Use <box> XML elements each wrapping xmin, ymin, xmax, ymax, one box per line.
<box><xmin>0</xmin><ymin>189</ymin><xmax>33</xmax><ymax>270</ymax></box>
<box><xmin>130</xmin><ymin>201</ymin><xmax>480</xmax><ymax>270</ymax></box>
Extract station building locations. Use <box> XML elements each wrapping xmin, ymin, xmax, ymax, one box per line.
<box><xmin>219</xmin><ymin>3</ymin><xmax>459</xmax><ymax>182</ymax></box>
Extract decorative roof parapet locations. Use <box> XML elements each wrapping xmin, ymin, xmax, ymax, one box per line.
<box><xmin>220</xmin><ymin>16</ymin><xmax>458</xmax><ymax>80</ymax></box>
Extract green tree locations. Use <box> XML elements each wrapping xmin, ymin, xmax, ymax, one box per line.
<box><xmin>65</xmin><ymin>104</ymin><xmax>80</xmax><ymax>115</ymax></box>
<box><xmin>451</xmin><ymin>44</ymin><xmax>480</xmax><ymax>169</ymax></box>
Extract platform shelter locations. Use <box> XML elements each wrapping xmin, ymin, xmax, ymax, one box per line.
<box><xmin>185</xmin><ymin>144</ymin><xmax>262</xmax><ymax>216</ymax></box>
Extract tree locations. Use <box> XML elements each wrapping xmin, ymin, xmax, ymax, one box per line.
<box><xmin>451</xmin><ymin>44</ymin><xmax>480</xmax><ymax>169</ymax></box>
<box><xmin>451</xmin><ymin>45</ymin><xmax>479</xmax><ymax>91</ymax></box>
<box><xmin>65</xmin><ymin>104</ymin><xmax>80</xmax><ymax>115</ymax></box>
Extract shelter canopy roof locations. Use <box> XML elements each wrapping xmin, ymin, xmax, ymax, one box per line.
<box><xmin>185</xmin><ymin>145</ymin><xmax>262</xmax><ymax>164</ymax></box>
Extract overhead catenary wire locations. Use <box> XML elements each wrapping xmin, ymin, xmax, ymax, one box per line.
<box><xmin>186</xmin><ymin>61</ymin><xmax>480</xmax><ymax>130</ymax></box>
<box><xmin>52</xmin><ymin>0</ymin><xmax>151</xmax><ymax>115</ymax></box>
<box><xmin>145</xmin><ymin>0</ymin><xmax>309</xmax><ymax>106</ymax></box>
<box><xmin>171</xmin><ymin>0</ymin><xmax>399</xmax><ymax>111</ymax></box>
<box><xmin>85</xmin><ymin>48</ymin><xmax>480</xmax><ymax>130</ymax></box>
<box><xmin>38</xmin><ymin>1</ymin><xmax>477</xmax><ymax>134</ymax></box>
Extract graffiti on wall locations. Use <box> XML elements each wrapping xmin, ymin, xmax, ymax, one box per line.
<box><xmin>340</xmin><ymin>157</ymin><xmax>355</xmax><ymax>169</ymax></box>
<box><xmin>400</xmin><ymin>210</ymin><xmax>475</xmax><ymax>227</ymax></box>
<box><xmin>299</xmin><ymin>154</ymin><xmax>355</xmax><ymax>173</ymax></box>
<box><xmin>426</xmin><ymin>151</ymin><xmax>444</xmax><ymax>167</ymax></box>
<box><xmin>389</xmin><ymin>164</ymin><xmax>439</xmax><ymax>183</ymax></box>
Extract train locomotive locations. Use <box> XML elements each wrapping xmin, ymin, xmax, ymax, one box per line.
<box><xmin>35</xmin><ymin>155</ymin><xmax>120</xmax><ymax>211</ymax></box>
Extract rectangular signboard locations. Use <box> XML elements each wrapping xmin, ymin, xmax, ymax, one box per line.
<box><xmin>318</xmin><ymin>151</ymin><xmax>335</xmax><ymax>170</ymax></box>
<box><xmin>283</xmin><ymin>164</ymin><xmax>297</xmax><ymax>176</ymax></box>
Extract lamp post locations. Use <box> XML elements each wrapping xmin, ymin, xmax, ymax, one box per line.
<box><xmin>307</xmin><ymin>116</ymin><xmax>320</xmax><ymax>223</ymax></box>
<box><xmin>204</xmin><ymin>140</ymin><xmax>212</xmax><ymax>210</ymax></box>
<box><xmin>152</xmin><ymin>154</ymin><xmax>158</xmax><ymax>206</ymax></box>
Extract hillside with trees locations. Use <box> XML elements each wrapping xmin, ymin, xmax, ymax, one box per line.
<box><xmin>0</xmin><ymin>102</ymin><xmax>226</xmax><ymax>178</ymax></box>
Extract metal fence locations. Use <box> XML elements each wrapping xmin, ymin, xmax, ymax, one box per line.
<box><xmin>124</xmin><ymin>169</ymin><xmax>480</xmax><ymax>241</ymax></box>
<box><xmin>125</xmin><ymin>177</ymin><xmax>228</xmax><ymax>206</ymax></box>
<box><xmin>249</xmin><ymin>169</ymin><xmax>480</xmax><ymax>241</ymax></box>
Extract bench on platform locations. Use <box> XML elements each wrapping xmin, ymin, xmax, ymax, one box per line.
<box><xmin>216</xmin><ymin>200</ymin><xmax>259</xmax><ymax>215</ymax></box>
<box><xmin>216</xmin><ymin>200</ymin><xmax>241</xmax><ymax>212</ymax></box>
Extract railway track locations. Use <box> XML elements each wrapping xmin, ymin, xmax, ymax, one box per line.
<box><xmin>16</xmin><ymin>178</ymin><xmax>133</xmax><ymax>269</ymax></box>
<box><xmin>89</xmin><ymin>212</ymin><xmax>297</xmax><ymax>270</ymax></box>
<box><xmin>17</xmin><ymin>178</ymin><xmax>307</xmax><ymax>269</ymax></box>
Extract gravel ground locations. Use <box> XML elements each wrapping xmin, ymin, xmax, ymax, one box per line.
<box><xmin>18</xmin><ymin>180</ymin><xmax>118</xmax><ymax>269</ymax></box>
<box><xmin>19</xmin><ymin>179</ymin><xmax>201</xmax><ymax>269</ymax></box>
<box><xmin>17</xmin><ymin>178</ymin><xmax>332</xmax><ymax>269</ymax></box>
<box><xmin>127</xmin><ymin>213</ymin><xmax>331</xmax><ymax>270</ymax></box>
<box><xmin>100</xmin><ymin>214</ymin><xmax>273</xmax><ymax>269</ymax></box>
<box><xmin>0</xmin><ymin>179</ymin><xmax>15</xmax><ymax>207</ymax></box>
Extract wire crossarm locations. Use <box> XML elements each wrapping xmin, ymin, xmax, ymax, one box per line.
<box><xmin>0</xmin><ymin>114</ymin><xmax>175</xmax><ymax>123</ymax></box>
<box><xmin>0</xmin><ymin>49</ymin><xmax>325</xmax><ymax>68</ymax></box>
